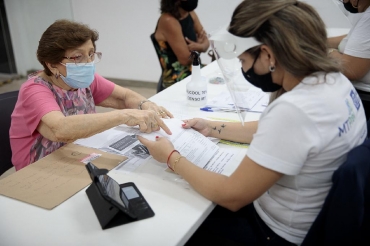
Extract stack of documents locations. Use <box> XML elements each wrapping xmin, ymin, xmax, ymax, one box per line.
<box><xmin>75</xmin><ymin>118</ymin><xmax>219</xmax><ymax>173</ymax></box>
<box><xmin>201</xmin><ymin>87</ymin><xmax>269</xmax><ymax>113</ymax></box>
<box><xmin>74</xmin><ymin>118</ymin><xmax>247</xmax><ymax>177</ymax></box>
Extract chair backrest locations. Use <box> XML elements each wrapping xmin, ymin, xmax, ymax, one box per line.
<box><xmin>302</xmin><ymin>137</ymin><xmax>370</xmax><ymax>245</ymax></box>
<box><xmin>150</xmin><ymin>33</ymin><xmax>164</xmax><ymax>93</ymax></box>
<box><xmin>0</xmin><ymin>90</ymin><xmax>19</xmax><ymax>176</ymax></box>
<box><xmin>358</xmin><ymin>91</ymin><xmax>370</xmax><ymax>102</ymax></box>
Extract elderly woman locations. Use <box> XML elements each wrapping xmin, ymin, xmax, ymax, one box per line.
<box><xmin>10</xmin><ymin>19</ymin><xmax>172</xmax><ymax>171</ymax></box>
<box><xmin>153</xmin><ymin>0</ymin><xmax>209</xmax><ymax>91</ymax></box>
<box><xmin>328</xmin><ymin>0</ymin><xmax>370</xmax><ymax>119</ymax></box>
<box><xmin>139</xmin><ymin>0</ymin><xmax>367</xmax><ymax>245</ymax></box>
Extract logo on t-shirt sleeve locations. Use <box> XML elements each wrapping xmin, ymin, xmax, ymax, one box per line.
<box><xmin>338</xmin><ymin>91</ymin><xmax>362</xmax><ymax>137</ymax></box>
<box><xmin>350</xmin><ymin>89</ymin><xmax>361</xmax><ymax>111</ymax></box>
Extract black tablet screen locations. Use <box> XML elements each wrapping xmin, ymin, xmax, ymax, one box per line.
<box><xmin>86</xmin><ymin>162</ymin><xmax>154</xmax><ymax>220</ymax></box>
<box><xmin>98</xmin><ymin>174</ymin><xmax>129</xmax><ymax>208</ymax></box>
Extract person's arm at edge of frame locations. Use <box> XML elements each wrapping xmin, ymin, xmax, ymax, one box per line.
<box><xmin>327</xmin><ymin>31</ymin><xmax>370</xmax><ymax>81</ymax></box>
<box><xmin>327</xmin><ymin>34</ymin><xmax>347</xmax><ymax>49</ymax></box>
<box><xmin>329</xmin><ymin>50</ymin><xmax>370</xmax><ymax>81</ymax></box>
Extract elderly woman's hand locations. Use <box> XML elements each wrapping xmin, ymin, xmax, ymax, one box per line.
<box><xmin>122</xmin><ymin>109</ymin><xmax>172</xmax><ymax>135</ymax></box>
<box><xmin>140</xmin><ymin>101</ymin><xmax>173</xmax><ymax>119</ymax></box>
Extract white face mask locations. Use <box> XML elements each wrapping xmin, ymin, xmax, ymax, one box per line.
<box><xmin>59</xmin><ymin>62</ymin><xmax>96</xmax><ymax>89</ymax></box>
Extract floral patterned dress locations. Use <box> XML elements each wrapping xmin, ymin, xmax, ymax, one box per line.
<box><xmin>153</xmin><ymin>13</ymin><xmax>198</xmax><ymax>89</ymax></box>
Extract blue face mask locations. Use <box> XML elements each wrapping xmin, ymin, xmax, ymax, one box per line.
<box><xmin>60</xmin><ymin>62</ymin><xmax>95</xmax><ymax>89</ymax></box>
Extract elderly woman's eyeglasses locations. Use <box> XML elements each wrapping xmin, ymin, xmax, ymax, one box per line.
<box><xmin>63</xmin><ymin>52</ymin><xmax>102</xmax><ymax>66</ymax></box>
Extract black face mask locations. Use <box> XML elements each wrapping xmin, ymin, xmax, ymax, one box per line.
<box><xmin>241</xmin><ymin>55</ymin><xmax>282</xmax><ymax>92</ymax></box>
<box><xmin>180</xmin><ymin>0</ymin><xmax>198</xmax><ymax>12</ymax></box>
<box><xmin>343</xmin><ymin>1</ymin><xmax>358</xmax><ymax>13</ymax></box>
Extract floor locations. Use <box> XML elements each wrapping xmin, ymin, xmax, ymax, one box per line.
<box><xmin>0</xmin><ymin>75</ymin><xmax>157</xmax><ymax>179</ymax></box>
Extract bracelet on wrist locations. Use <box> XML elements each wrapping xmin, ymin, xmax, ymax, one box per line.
<box><xmin>138</xmin><ymin>100</ymin><xmax>151</xmax><ymax>110</ymax></box>
<box><xmin>172</xmin><ymin>156</ymin><xmax>185</xmax><ymax>174</ymax></box>
<box><xmin>167</xmin><ymin>150</ymin><xmax>179</xmax><ymax>171</ymax></box>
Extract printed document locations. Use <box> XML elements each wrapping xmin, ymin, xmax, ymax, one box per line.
<box><xmin>206</xmin><ymin>87</ymin><xmax>268</xmax><ymax>112</ymax></box>
<box><xmin>75</xmin><ymin>118</ymin><xmax>219</xmax><ymax>173</ymax></box>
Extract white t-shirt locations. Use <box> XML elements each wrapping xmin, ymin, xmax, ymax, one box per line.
<box><xmin>338</xmin><ymin>7</ymin><xmax>370</xmax><ymax>92</ymax></box>
<box><xmin>247</xmin><ymin>72</ymin><xmax>367</xmax><ymax>244</ymax></box>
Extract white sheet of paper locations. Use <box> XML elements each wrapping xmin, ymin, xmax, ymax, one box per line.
<box><xmin>204</xmin><ymin>147</ymin><xmax>243</xmax><ymax>175</ymax></box>
<box><xmin>207</xmin><ymin>87</ymin><xmax>266</xmax><ymax>110</ymax></box>
<box><xmin>138</xmin><ymin>118</ymin><xmax>219</xmax><ymax>168</ymax></box>
<box><xmin>161</xmin><ymin>146</ymin><xmax>244</xmax><ymax>189</ymax></box>
<box><xmin>248</xmin><ymin>93</ymin><xmax>269</xmax><ymax>113</ymax></box>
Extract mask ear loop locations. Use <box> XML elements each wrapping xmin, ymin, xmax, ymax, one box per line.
<box><xmin>250</xmin><ymin>47</ymin><xmax>275</xmax><ymax>73</ymax></box>
<box><xmin>248</xmin><ymin>48</ymin><xmax>261</xmax><ymax>72</ymax></box>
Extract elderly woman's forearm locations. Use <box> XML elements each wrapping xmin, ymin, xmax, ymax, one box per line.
<box><xmin>50</xmin><ymin>111</ymin><xmax>125</xmax><ymax>142</ymax></box>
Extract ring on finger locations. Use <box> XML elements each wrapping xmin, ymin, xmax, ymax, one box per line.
<box><xmin>160</xmin><ymin>111</ymin><xmax>166</xmax><ymax>114</ymax></box>
<box><xmin>156</xmin><ymin>112</ymin><xmax>161</xmax><ymax>115</ymax></box>
<box><xmin>151</xmin><ymin>123</ymin><xmax>158</xmax><ymax>128</ymax></box>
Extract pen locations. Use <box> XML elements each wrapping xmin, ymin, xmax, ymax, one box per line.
<box><xmin>200</xmin><ymin>107</ymin><xmax>263</xmax><ymax>113</ymax></box>
<box><xmin>200</xmin><ymin>107</ymin><xmax>217</xmax><ymax>112</ymax></box>
<box><xmin>200</xmin><ymin>107</ymin><xmax>244</xmax><ymax>113</ymax></box>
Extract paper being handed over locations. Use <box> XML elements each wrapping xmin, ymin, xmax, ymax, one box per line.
<box><xmin>138</xmin><ymin>118</ymin><xmax>219</xmax><ymax>168</ymax></box>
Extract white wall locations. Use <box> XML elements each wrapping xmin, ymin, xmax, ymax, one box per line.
<box><xmin>4</xmin><ymin>0</ymin><xmax>73</xmax><ymax>76</ymax></box>
<box><xmin>302</xmin><ymin>0</ymin><xmax>351</xmax><ymax>28</ymax></box>
<box><xmin>5</xmin><ymin>0</ymin><xmax>351</xmax><ymax>83</ymax></box>
<box><xmin>71</xmin><ymin>0</ymin><xmax>242</xmax><ymax>82</ymax></box>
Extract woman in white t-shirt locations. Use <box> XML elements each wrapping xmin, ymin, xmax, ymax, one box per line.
<box><xmin>139</xmin><ymin>0</ymin><xmax>368</xmax><ymax>245</ymax></box>
<box><xmin>328</xmin><ymin>0</ymin><xmax>370</xmax><ymax>119</ymax></box>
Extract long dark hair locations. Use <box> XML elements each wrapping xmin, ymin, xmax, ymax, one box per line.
<box><xmin>160</xmin><ymin>0</ymin><xmax>181</xmax><ymax>19</ymax></box>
